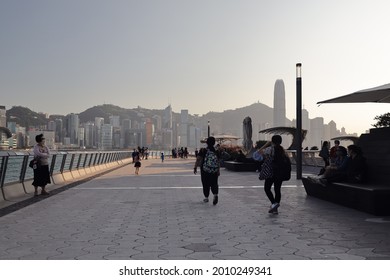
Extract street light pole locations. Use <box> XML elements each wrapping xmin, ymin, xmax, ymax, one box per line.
<box><xmin>296</xmin><ymin>63</ymin><xmax>302</xmax><ymax>179</ymax></box>
<box><xmin>207</xmin><ymin>120</ymin><xmax>210</xmax><ymax>138</ymax></box>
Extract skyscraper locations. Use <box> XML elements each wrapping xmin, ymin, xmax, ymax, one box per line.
<box><xmin>55</xmin><ymin>118</ymin><xmax>63</xmax><ymax>143</ymax></box>
<box><xmin>65</xmin><ymin>113</ymin><xmax>79</xmax><ymax>145</ymax></box>
<box><xmin>163</xmin><ymin>105</ymin><xmax>173</xmax><ymax>129</ymax></box>
<box><xmin>273</xmin><ymin>79</ymin><xmax>289</xmax><ymax>147</ymax></box>
<box><xmin>180</xmin><ymin>109</ymin><xmax>189</xmax><ymax>147</ymax></box>
<box><xmin>273</xmin><ymin>79</ymin><xmax>286</xmax><ymax>127</ymax></box>
<box><xmin>273</xmin><ymin>80</ymin><xmax>286</xmax><ymax>127</ymax></box>
<box><xmin>0</xmin><ymin>106</ymin><xmax>6</xmax><ymax>127</ymax></box>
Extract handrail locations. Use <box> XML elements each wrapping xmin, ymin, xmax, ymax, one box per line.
<box><xmin>286</xmin><ymin>150</ymin><xmax>322</xmax><ymax>167</ymax></box>
<box><xmin>0</xmin><ymin>149</ymin><xmax>324</xmax><ymax>200</ymax></box>
<box><xmin>0</xmin><ymin>150</ymin><xmax>133</xmax><ymax>200</ymax></box>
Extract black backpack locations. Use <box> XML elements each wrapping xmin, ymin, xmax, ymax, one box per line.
<box><xmin>273</xmin><ymin>155</ymin><xmax>291</xmax><ymax>181</ymax></box>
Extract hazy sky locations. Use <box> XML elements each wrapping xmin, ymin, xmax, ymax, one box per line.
<box><xmin>1</xmin><ymin>0</ymin><xmax>389</xmax><ymax>135</ymax></box>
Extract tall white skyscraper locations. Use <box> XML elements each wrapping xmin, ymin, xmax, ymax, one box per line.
<box><xmin>273</xmin><ymin>79</ymin><xmax>286</xmax><ymax>127</ymax></box>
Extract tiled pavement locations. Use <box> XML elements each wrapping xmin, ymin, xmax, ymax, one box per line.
<box><xmin>0</xmin><ymin>158</ymin><xmax>389</xmax><ymax>260</ymax></box>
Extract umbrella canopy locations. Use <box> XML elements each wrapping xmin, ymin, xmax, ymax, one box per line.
<box><xmin>200</xmin><ymin>134</ymin><xmax>240</xmax><ymax>144</ymax></box>
<box><xmin>317</xmin><ymin>83</ymin><xmax>390</xmax><ymax>104</ymax></box>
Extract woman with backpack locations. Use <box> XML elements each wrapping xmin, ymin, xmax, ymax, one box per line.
<box><xmin>194</xmin><ymin>136</ymin><xmax>221</xmax><ymax>205</ymax></box>
<box><xmin>259</xmin><ymin>135</ymin><xmax>291</xmax><ymax>214</ymax></box>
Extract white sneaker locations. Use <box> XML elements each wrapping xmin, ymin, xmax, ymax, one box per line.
<box><xmin>268</xmin><ymin>203</ymin><xmax>280</xmax><ymax>213</ymax></box>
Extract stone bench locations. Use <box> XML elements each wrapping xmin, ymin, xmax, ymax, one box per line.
<box><xmin>302</xmin><ymin>177</ymin><xmax>390</xmax><ymax>216</ymax></box>
<box><xmin>224</xmin><ymin>161</ymin><xmax>259</xmax><ymax>172</ymax></box>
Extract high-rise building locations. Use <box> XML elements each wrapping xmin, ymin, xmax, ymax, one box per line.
<box><xmin>328</xmin><ymin>120</ymin><xmax>338</xmax><ymax>140</ymax></box>
<box><xmin>310</xmin><ymin>117</ymin><xmax>325</xmax><ymax>148</ymax></box>
<box><xmin>84</xmin><ymin>122</ymin><xmax>95</xmax><ymax>148</ymax></box>
<box><xmin>78</xmin><ymin>127</ymin><xmax>85</xmax><ymax>148</ymax></box>
<box><xmin>273</xmin><ymin>79</ymin><xmax>286</xmax><ymax>127</ymax></box>
<box><xmin>121</xmin><ymin>119</ymin><xmax>131</xmax><ymax>148</ymax></box>
<box><xmin>7</xmin><ymin>122</ymin><xmax>17</xmax><ymax>133</ymax></box>
<box><xmin>112</xmin><ymin>128</ymin><xmax>121</xmax><ymax>149</ymax></box>
<box><xmin>188</xmin><ymin>124</ymin><xmax>199</xmax><ymax>149</ymax></box>
<box><xmin>145</xmin><ymin>118</ymin><xmax>154</xmax><ymax>146</ymax></box>
<box><xmin>163</xmin><ymin>105</ymin><xmax>173</xmax><ymax>129</ymax></box>
<box><xmin>180</xmin><ymin>110</ymin><xmax>189</xmax><ymax>147</ymax></box>
<box><xmin>101</xmin><ymin>124</ymin><xmax>113</xmax><ymax>150</ymax></box>
<box><xmin>55</xmin><ymin>119</ymin><xmax>63</xmax><ymax>143</ymax></box>
<box><xmin>0</xmin><ymin>106</ymin><xmax>6</xmax><ymax>127</ymax></box>
<box><xmin>95</xmin><ymin>117</ymin><xmax>104</xmax><ymax>149</ymax></box>
<box><xmin>109</xmin><ymin>115</ymin><xmax>120</xmax><ymax>128</ymax></box>
<box><xmin>65</xmin><ymin>113</ymin><xmax>79</xmax><ymax>145</ymax></box>
<box><xmin>301</xmin><ymin>109</ymin><xmax>311</xmax><ymax>147</ymax></box>
<box><xmin>47</xmin><ymin>120</ymin><xmax>56</xmax><ymax>131</ymax></box>
<box><xmin>152</xmin><ymin>115</ymin><xmax>162</xmax><ymax>131</ymax></box>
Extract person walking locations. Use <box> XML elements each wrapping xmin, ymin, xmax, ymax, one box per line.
<box><xmin>160</xmin><ymin>152</ymin><xmax>165</xmax><ymax>162</ymax></box>
<box><xmin>134</xmin><ymin>155</ymin><xmax>141</xmax><ymax>175</ymax></box>
<box><xmin>193</xmin><ymin>137</ymin><xmax>221</xmax><ymax>205</ymax></box>
<box><xmin>259</xmin><ymin>135</ymin><xmax>291</xmax><ymax>214</ymax></box>
<box><xmin>32</xmin><ymin>134</ymin><xmax>51</xmax><ymax>196</ymax></box>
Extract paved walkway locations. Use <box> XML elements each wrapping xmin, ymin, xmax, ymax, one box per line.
<box><xmin>0</xmin><ymin>158</ymin><xmax>389</xmax><ymax>260</ymax></box>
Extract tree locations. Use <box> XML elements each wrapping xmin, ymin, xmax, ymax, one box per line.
<box><xmin>373</xmin><ymin>113</ymin><xmax>390</xmax><ymax>128</ymax></box>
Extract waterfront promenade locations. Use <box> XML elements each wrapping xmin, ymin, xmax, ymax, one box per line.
<box><xmin>0</xmin><ymin>158</ymin><xmax>389</xmax><ymax>260</ymax></box>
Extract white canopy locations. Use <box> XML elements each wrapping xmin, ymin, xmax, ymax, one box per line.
<box><xmin>317</xmin><ymin>83</ymin><xmax>390</xmax><ymax>104</ymax></box>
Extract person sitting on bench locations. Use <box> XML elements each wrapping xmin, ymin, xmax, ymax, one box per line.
<box><xmin>346</xmin><ymin>145</ymin><xmax>367</xmax><ymax>183</ymax></box>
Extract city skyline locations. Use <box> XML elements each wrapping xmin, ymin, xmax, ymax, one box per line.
<box><xmin>2</xmin><ymin>99</ymin><xmax>355</xmax><ymax>151</ymax></box>
<box><xmin>1</xmin><ymin>1</ymin><xmax>390</xmax><ymax>135</ymax></box>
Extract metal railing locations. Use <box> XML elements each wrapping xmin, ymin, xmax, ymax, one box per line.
<box><xmin>286</xmin><ymin>150</ymin><xmax>323</xmax><ymax>167</ymax></box>
<box><xmin>0</xmin><ymin>149</ymin><xmax>323</xmax><ymax>200</ymax></box>
<box><xmin>0</xmin><ymin>150</ymin><xmax>133</xmax><ymax>199</ymax></box>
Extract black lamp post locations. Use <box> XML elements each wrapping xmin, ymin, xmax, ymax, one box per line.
<box><xmin>296</xmin><ymin>63</ymin><xmax>302</xmax><ymax>179</ymax></box>
<box><xmin>207</xmin><ymin>120</ymin><xmax>210</xmax><ymax>138</ymax></box>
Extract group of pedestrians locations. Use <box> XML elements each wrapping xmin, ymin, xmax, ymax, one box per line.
<box><xmin>32</xmin><ymin>132</ymin><xmax>364</xmax><ymax>215</ymax></box>
<box><xmin>313</xmin><ymin>140</ymin><xmax>366</xmax><ymax>185</ymax></box>
<box><xmin>172</xmin><ymin>147</ymin><xmax>189</xmax><ymax>159</ymax></box>
<box><xmin>193</xmin><ymin>135</ymin><xmax>291</xmax><ymax>214</ymax></box>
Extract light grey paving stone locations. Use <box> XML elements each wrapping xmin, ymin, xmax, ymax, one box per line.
<box><xmin>130</xmin><ymin>252</ymin><xmax>168</xmax><ymax>260</ymax></box>
<box><xmin>213</xmin><ymin>254</ymin><xmax>251</xmax><ymax>260</ymax></box>
<box><xmin>1</xmin><ymin>159</ymin><xmax>390</xmax><ymax>260</ymax></box>
<box><xmin>185</xmin><ymin>252</ymin><xmax>220</xmax><ymax>260</ymax></box>
<box><xmin>347</xmin><ymin>248</ymin><xmax>389</xmax><ymax>258</ymax></box>
<box><xmin>321</xmin><ymin>253</ymin><xmax>366</xmax><ymax>260</ymax></box>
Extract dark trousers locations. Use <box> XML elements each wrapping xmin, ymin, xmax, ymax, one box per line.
<box><xmin>322</xmin><ymin>157</ymin><xmax>330</xmax><ymax>167</ymax></box>
<box><xmin>201</xmin><ymin>171</ymin><xmax>219</xmax><ymax>197</ymax></box>
<box><xmin>264</xmin><ymin>177</ymin><xmax>282</xmax><ymax>204</ymax></box>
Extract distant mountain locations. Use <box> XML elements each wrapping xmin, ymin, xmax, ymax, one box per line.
<box><xmin>6</xmin><ymin>106</ymin><xmax>49</xmax><ymax>127</ymax></box>
<box><xmin>79</xmin><ymin>104</ymin><xmax>138</xmax><ymax>123</ymax></box>
<box><xmin>6</xmin><ymin>103</ymin><xmax>286</xmax><ymax>134</ymax></box>
<box><xmin>78</xmin><ymin>104</ymin><xmax>172</xmax><ymax>123</ymax></box>
<box><xmin>203</xmin><ymin>102</ymin><xmax>292</xmax><ymax>136</ymax></box>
